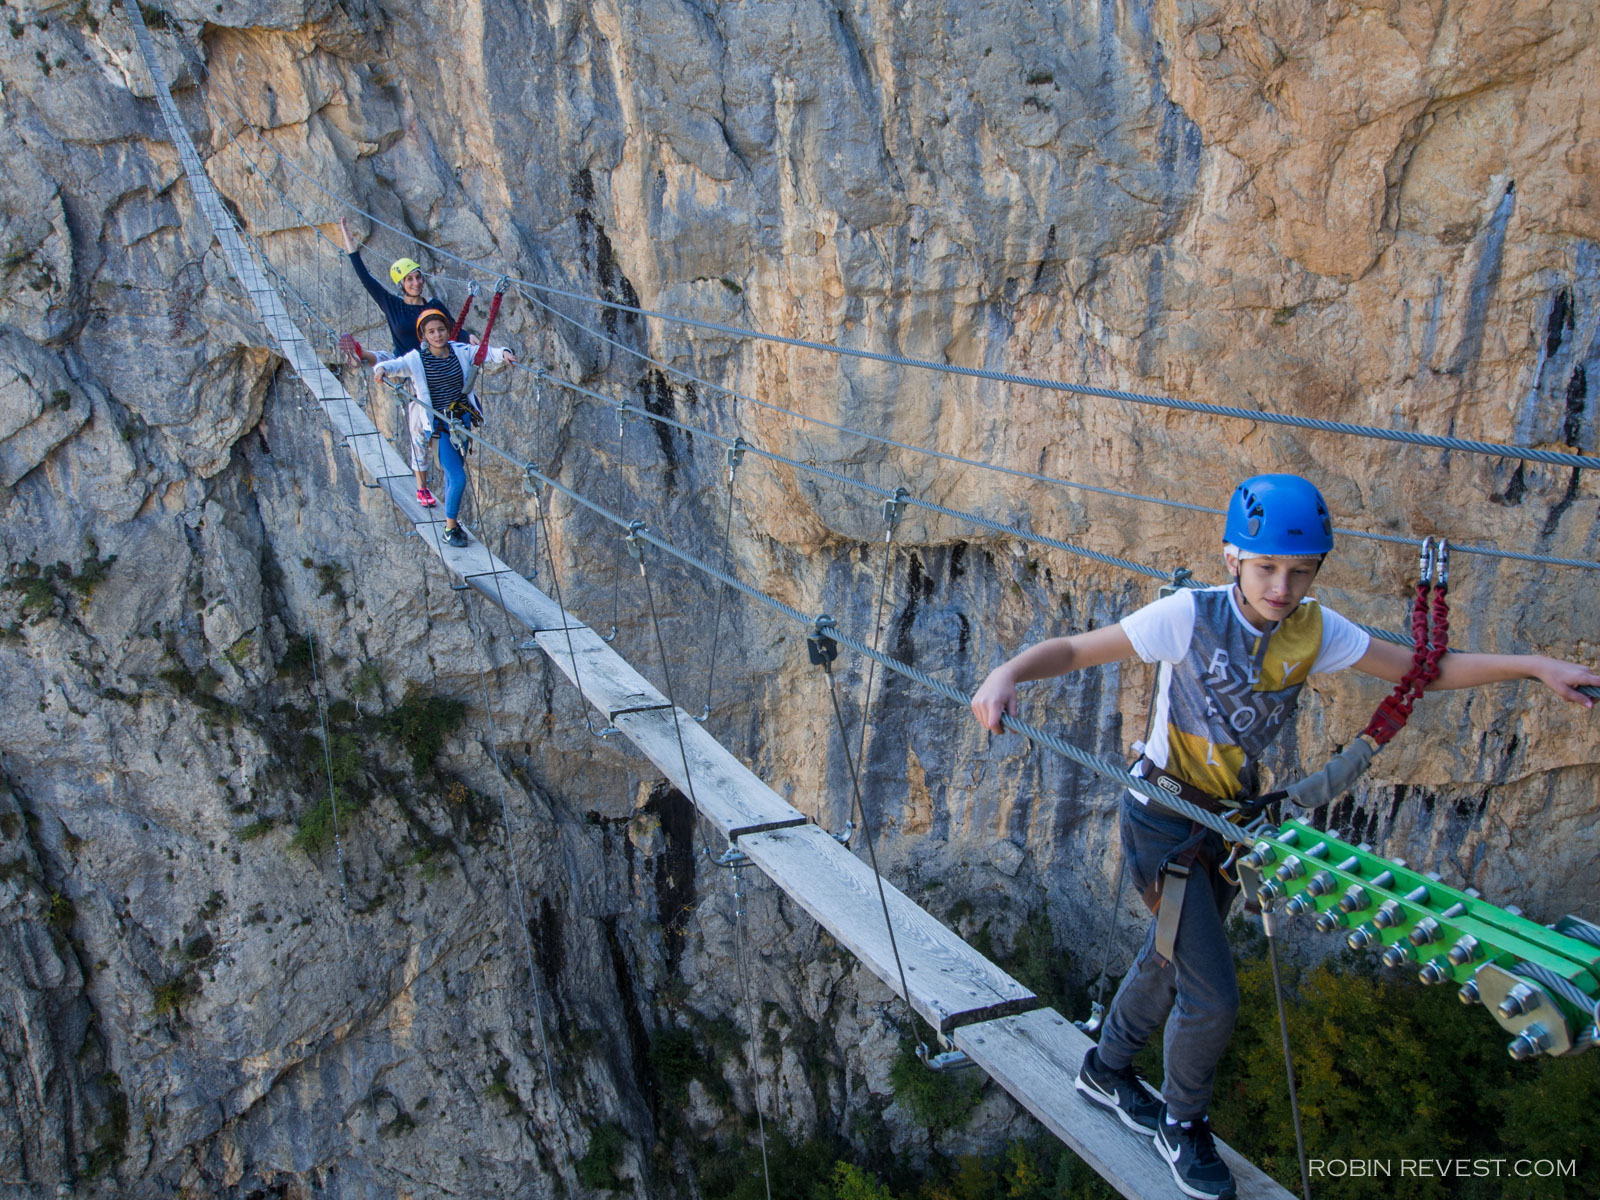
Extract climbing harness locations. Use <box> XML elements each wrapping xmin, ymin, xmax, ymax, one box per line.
<box><xmin>697</xmin><ymin>438</ymin><xmax>746</xmax><ymax>722</ymax></box>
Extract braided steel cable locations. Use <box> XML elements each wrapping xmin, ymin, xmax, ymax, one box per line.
<box><xmin>151</xmin><ymin>38</ymin><xmax>1600</xmax><ymax>480</ymax></box>
<box><xmin>526</xmin><ymin>365</ymin><xmax>1419</xmax><ymax>648</ymax></box>
<box><xmin>165</xmin><ymin>32</ymin><xmax>1600</xmax><ymax>570</ymax></box>
<box><xmin>498</xmin><ymin>280</ymin><xmax>1600</xmax><ymax>574</ymax></box>
<box><xmin>434</xmin><ymin>412</ymin><xmax>1253</xmax><ymax>845</ymax></box>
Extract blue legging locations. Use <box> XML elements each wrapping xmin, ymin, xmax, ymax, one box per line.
<box><xmin>434</xmin><ymin>425</ymin><xmax>468</xmax><ymax>519</ymax></box>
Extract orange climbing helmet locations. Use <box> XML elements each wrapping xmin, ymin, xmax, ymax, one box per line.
<box><xmin>414</xmin><ymin>307</ymin><xmax>451</xmax><ymax>338</ymax></box>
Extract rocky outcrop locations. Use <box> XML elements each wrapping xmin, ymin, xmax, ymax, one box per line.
<box><xmin>0</xmin><ymin>0</ymin><xmax>1595</xmax><ymax>1196</ymax></box>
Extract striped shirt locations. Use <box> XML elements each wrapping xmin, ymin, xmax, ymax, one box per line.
<box><xmin>419</xmin><ymin>346</ymin><xmax>466</xmax><ymax>418</ymax></box>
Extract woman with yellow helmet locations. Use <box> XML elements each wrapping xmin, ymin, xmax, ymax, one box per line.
<box><xmin>338</xmin><ymin>217</ymin><xmax>463</xmax><ymax>363</ymax></box>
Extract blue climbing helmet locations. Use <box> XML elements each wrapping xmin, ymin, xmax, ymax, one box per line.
<box><xmin>1223</xmin><ymin>474</ymin><xmax>1334</xmax><ymax>556</ymax></box>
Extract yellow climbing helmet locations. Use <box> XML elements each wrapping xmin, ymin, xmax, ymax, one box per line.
<box><xmin>389</xmin><ymin>257</ymin><xmax>424</xmax><ymax>285</ymax></box>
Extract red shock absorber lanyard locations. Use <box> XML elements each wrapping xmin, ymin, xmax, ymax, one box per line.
<box><xmin>460</xmin><ymin>277</ymin><xmax>508</xmax><ymax>398</ymax></box>
<box><xmin>449</xmin><ymin>280</ymin><xmax>477</xmax><ymax>341</ymax></box>
<box><xmin>1362</xmin><ymin>537</ymin><xmax>1450</xmax><ymax>746</ymax></box>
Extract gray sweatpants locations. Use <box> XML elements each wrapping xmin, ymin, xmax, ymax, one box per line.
<box><xmin>1094</xmin><ymin>793</ymin><xmax>1240</xmax><ymax>1122</ymax></box>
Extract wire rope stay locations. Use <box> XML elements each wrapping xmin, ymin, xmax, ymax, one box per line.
<box><xmin>155</xmin><ymin>46</ymin><xmax>1600</xmax><ymax>480</ymax></box>
<box><xmin>498</xmin><ymin>279</ymin><xmax>1600</xmax><ymax>575</ymax></box>
<box><xmin>525</xmin><ymin>365</ymin><xmax>1420</xmax><ymax>649</ymax></box>
<box><xmin>427</xmin><ymin>408</ymin><xmax>1256</xmax><ymax>845</ymax></box>
<box><xmin>169</xmin><ymin>41</ymin><xmax>1600</xmax><ymax>573</ymax></box>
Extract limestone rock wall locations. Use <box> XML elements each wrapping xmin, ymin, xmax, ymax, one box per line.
<box><xmin>0</xmin><ymin>0</ymin><xmax>1596</xmax><ymax>1196</ymax></box>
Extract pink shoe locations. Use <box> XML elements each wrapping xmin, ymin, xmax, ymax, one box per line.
<box><xmin>416</xmin><ymin>486</ymin><xmax>437</xmax><ymax>507</ymax></box>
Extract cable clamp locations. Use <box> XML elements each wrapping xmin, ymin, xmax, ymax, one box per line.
<box><xmin>882</xmin><ymin>486</ymin><xmax>909</xmax><ymax>530</ymax></box>
<box><xmin>917</xmin><ymin>1039</ymin><xmax>976</xmax><ymax>1072</ymax></box>
<box><xmin>522</xmin><ymin>463</ymin><xmax>540</xmax><ymax>498</ymax></box>
<box><xmin>725</xmin><ymin>437</ymin><xmax>747</xmax><ymax>481</ymax></box>
<box><xmin>829</xmin><ymin>819</ymin><xmax>855</xmax><ymax>845</ymax></box>
<box><xmin>807</xmin><ymin>614</ymin><xmax>839</xmax><ymax>666</ymax></box>
<box><xmin>625</xmin><ymin>520</ymin><xmax>648</xmax><ymax>565</ymax></box>
<box><xmin>707</xmin><ymin>844</ymin><xmax>750</xmax><ymax>868</ymax></box>
<box><xmin>1160</xmin><ymin>565</ymin><xmax>1194</xmax><ymax>599</ymax></box>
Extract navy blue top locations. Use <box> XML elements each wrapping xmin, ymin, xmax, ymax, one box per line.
<box><xmin>347</xmin><ymin>250</ymin><xmax>453</xmax><ymax>356</ymax></box>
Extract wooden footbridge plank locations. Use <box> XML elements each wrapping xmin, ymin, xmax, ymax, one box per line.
<box><xmin>738</xmin><ymin>823</ymin><xmax>1037</xmax><ymax>1032</ymax></box>
<box><xmin>953</xmin><ymin>1009</ymin><xmax>1294</xmax><ymax>1200</ymax></box>
<box><xmin>127</xmin><ymin>7</ymin><xmax>1298</xmax><ymax>1188</ymax></box>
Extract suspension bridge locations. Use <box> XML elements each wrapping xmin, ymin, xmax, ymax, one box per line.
<box><xmin>122</xmin><ymin>2</ymin><xmax>1600</xmax><ymax>1198</ymax></box>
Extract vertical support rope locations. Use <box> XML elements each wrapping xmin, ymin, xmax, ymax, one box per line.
<box><xmin>817</xmin><ymin>644</ymin><xmax>917</xmax><ymax>1035</ymax></box>
<box><xmin>458</xmin><ymin>591</ymin><xmax>570</xmax><ymax>1142</ymax></box>
<box><xmin>698</xmin><ymin>441</ymin><xmax>744</xmax><ymax>721</ymax></box>
<box><xmin>730</xmin><ymin>865</ymin><xmax>774</xmax><ymax>1200</ymax></box>
<box><xmin>850</xmin><ymin>490</ymin><xmax>907</xmax><ymax>836</ymax></box>
<box><xmin>1265</xmin><ymin>919</ymin><xmax>1313</xmax><ymax>1200</ymax></box>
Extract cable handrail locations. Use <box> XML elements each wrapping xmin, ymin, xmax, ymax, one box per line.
<box><xmin>167</xmin><ymin>34</ymin><xmax>1600</xmax><ymax>572</ymax></box>
<box><xmin>157</xmin><ymin>21</ymin><xmax>1598</xmax><ymax>478</ymax></box>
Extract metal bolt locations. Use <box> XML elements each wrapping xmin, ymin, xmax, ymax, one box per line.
<box><xmin>1458</xmin><ymin>980</ymin><xmax>1480</xmax><ymax>1006</ymax></box>
<box><xmin>1418</xmin><ymin>960</ymin><xmax>1452</xmax><ymax>985</ymax></box>
<box><xmin>1506</xmin><ymin>905</ymin><xmax>1525</xmax><ymax>918</ymax></box>
<box><xmin>1305</xmin><ymin>842</ymin><xmax>1330</xmax><ymax>860</ymax></box>
<box><xmin>1347</xmin><ymin>924</ymin><xmax>1381</xmax><ymax>951</ymax></box>
<box><xmin>1275</xmin><ymin>856</ymin><xmax>1305</xmax><ymax>882</ymax></box>
<box><xmin>1497</xmin><ymin>983</ymin><xmax>1539</xmax><ymax>1020</ymax></box>
<box><xmin>1381</xmin><ymin>944</ymin><xmax>1413</xmax><ymax>968</ymax></box>
<box><xmin>1372</xmin><ymin>899</ymin><xmax>1404</xmax><ymax>929</ymax></box>
<box><xmin>1372</xmin><ymin>869</ymin><xmax>1396</xmax><ymax>889</ymax></box>
<box><xmin>1339</xmin><ymin>884</ymin><xmax>1370</xmax><ymax>913</ymax></box>
<box><xmin>1410</xmin><ymin>916</ymin><xmax>1442</xmax><ymax>946</ymax></box>
<box><xmin>1314</xmin><ymin>910</ymin><xmax>1345</xmax><ymax>934</ymax></box>
<box><xmin>1440</xmin><ymin>901</ymin><xmax>1466</xmax><ymax>920</ymax></box>
<box><xmin>1336</xmin><ymin>855</ymin><xmax>1360</xmax><ymax>873</ymax></box>
<box><xmin>1304</xmin><ymin>870</ymin><xmax>1336</xmax><ymax>898</ymax></box>
<box><xmin>1447</xmin><ymin>935</ymin><xmax>1481</xmax><ymax>966</ymax></box>
<box><xmin>1508</xmin><ymin>1024</ymin><xmax>1551</xmax><ymax>1062</ymax></box>
<box><xmin>1284</xmin><ymin>894</ymin><xmax>1315</xmax><ymax>918</ymax></box>
<box><xmin>1404</xmin><ymin>885</ymin><xmax>1430</xmax><ymax>905</ymax></box>
<box><xmin>1257</xmin><ymin>879</ymin><xmax>1286</xmax><ymax>904</ymax></box>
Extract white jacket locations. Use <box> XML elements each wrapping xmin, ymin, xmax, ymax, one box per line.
<box><xmin>374</xmin><ymin>342</ymin><xmax>511</xmax><ymax>470</ymax></box>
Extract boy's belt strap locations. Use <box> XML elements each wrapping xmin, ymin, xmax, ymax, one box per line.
<box><xmin>1136</xmin><ymin>758</ymin><xmax>1237</xmax><ymax>817</ymax></box>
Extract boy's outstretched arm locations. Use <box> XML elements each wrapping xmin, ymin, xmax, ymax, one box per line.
<box><xmin>1354</xmin><ymin>639</ymin><xmax>1600</xmax><ymax>707</ymax></box>
<box><xmin>970</xmin><ymin>625</ymin><xmax>1137</xmax><ymax>733</ymax></box>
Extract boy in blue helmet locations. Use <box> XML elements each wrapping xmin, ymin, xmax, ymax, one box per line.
<box><xmin>970</xmin><ymin>474</ymin><xmax>1598</xmax><ymax>1200</ymax></box>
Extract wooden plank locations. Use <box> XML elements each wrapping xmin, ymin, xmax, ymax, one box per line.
<box><xmin>611</xmin><ymin>707</ymin><xmax>807</xmax><ymax>840</ymax></box>
<box><xmin>469</xmin><ymin>571</ymin><xmax>575</xmax><ymax>636</ymax></box>
<box><xmin>738</xmin><ymin>824</ymin><xmax>1037</xmax><ymax>1032</ymax></box>
<box><xmin>533</xmin><ymin>625</ymin><xmax>671</xmax><ymax>717</ymax></box>
<box><xmin>952</xmin><ymin>1009</ymin><xmax>1294</xmax><ymax>1200</ymax></box>
<box><xmin>413</xmin><ymin>521</ymin><xmax>504</xmax><ymax>581</ymax></box>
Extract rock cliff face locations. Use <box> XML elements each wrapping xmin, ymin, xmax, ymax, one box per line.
<box><xmin>1</xmin><ymin>0</ymin><xmax>1596</xmax><ymax>1195</ymax></box>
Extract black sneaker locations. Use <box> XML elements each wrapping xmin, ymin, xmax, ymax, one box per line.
<box><xmin>443</xmin><ymin>525</ymin><xmax>469</xmax><ymax>548</ymax></box>
<box><xmin>1154</xmin><ymin>1108</ymin><xmax>1237</xmax><ymax>1200</ymax></box>
<box><xmin>1075</xmin><ymin>1047</ymin><xmax>1161</xmax><ymax>1136</ymax></box>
